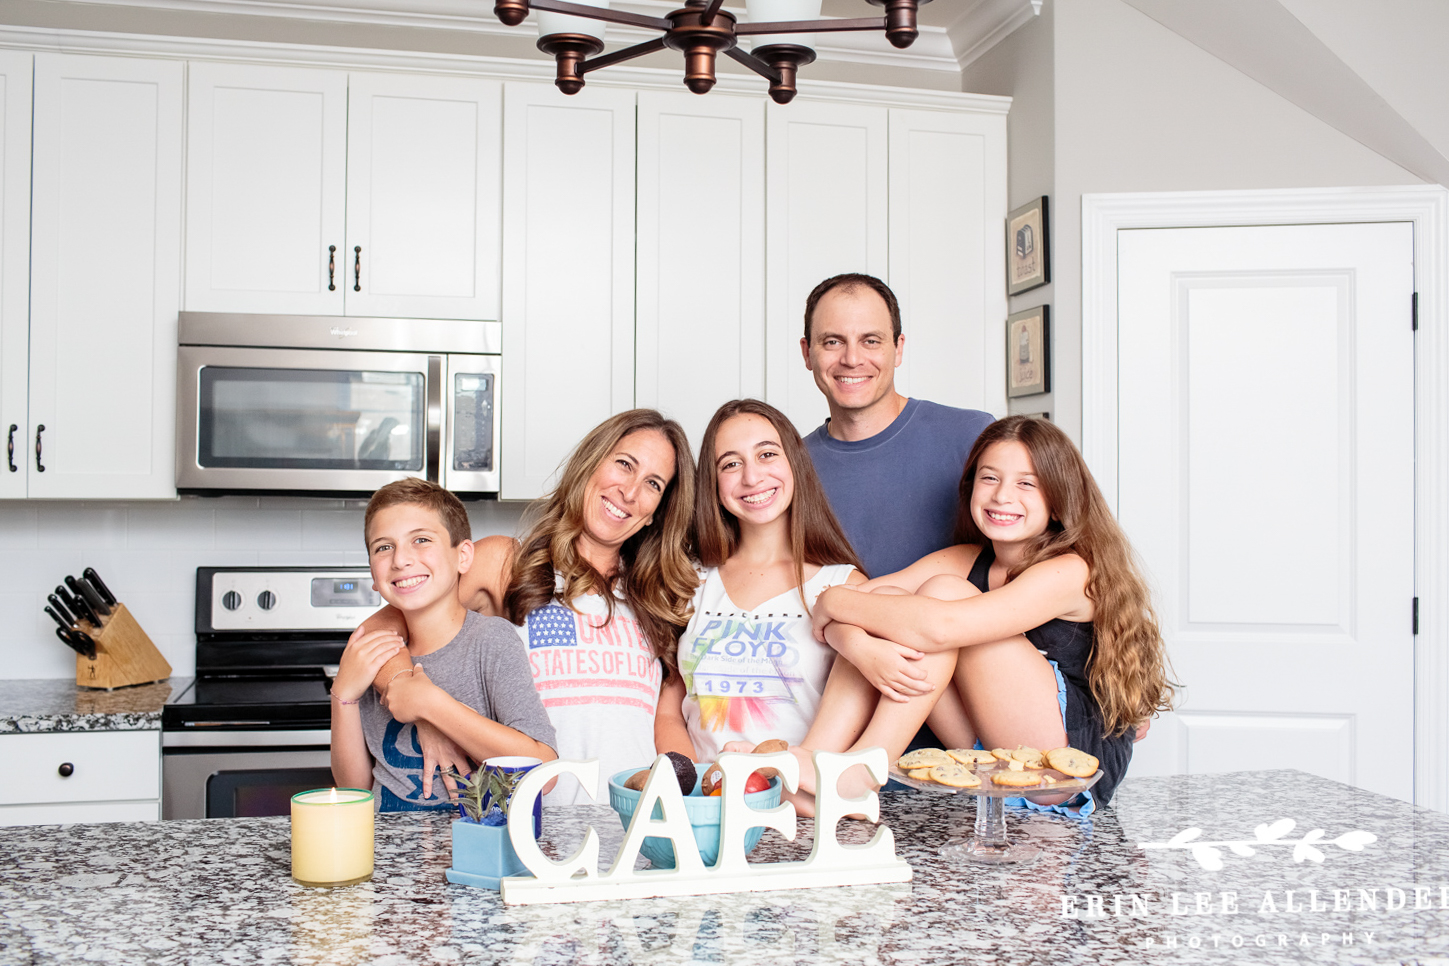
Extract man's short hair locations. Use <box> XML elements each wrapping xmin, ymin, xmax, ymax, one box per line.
<box><xmin>364</xmin><ymin>478</ymin><xmax>471</xmax><ymax>548</ymax></box>
<box><xmin>803</xmin><ymin>273</ymin><xmax>902</xmax><ymax>345</ymax></box>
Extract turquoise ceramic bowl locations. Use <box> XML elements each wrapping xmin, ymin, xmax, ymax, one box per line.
<box><xmin>607</xmin><ymin>768</ymin><xmax>782</xmax><ymax>870</ymax></box>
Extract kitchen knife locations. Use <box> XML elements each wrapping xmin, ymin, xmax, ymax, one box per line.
<box><xmin>62</xmin><ymin>581</ymin><xmax>101</xmax><ymax>627</ymax></box>
<box><xmin>67</xmin><ymin>575</ymin><xmax>111</xmax><ymax>618</ymax></box>
<box><xmin>55</xmin><ymin>626</ymin><xmax>97</xmax><ymax>661</ymax></box>
<box><xmin>54</xmin><ymin>586</ymin><xmax>85</xmax><ymax>622</ymax></box>
<box><xmin>82</xmin><ymin>568</ymin><xmax>117</xmax><ymax>608</ymax></box>
<box><xmin>46</xmin><ymin>596</ymin><xmax>77</xmax><ymax>627</ymax></box>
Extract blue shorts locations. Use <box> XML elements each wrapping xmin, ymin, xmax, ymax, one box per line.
<box><xmin>378</xmin><ymin>783</ymin><xmax>457</xmax><ymax>813</ymax></box>
<box><xmin>981</xmin><ymin>659</ymin><xmax>1096</xmax><ymax>819</ymax></box>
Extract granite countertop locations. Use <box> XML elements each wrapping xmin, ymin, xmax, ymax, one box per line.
<box><xmin>0</xmin><ymin>678</ymin><xmax>182</xmax><ymax>734</ymax></box>
<box><xmin>1</xmin><ymin>769</ymin><xmax>1446</xmax><ymax>965</ymax></box>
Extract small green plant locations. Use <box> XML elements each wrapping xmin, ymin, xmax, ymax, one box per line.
<box><xmin>449</xmin><ymin>765</ymin><xmax>526</xmax><ymax>826</ymax></box>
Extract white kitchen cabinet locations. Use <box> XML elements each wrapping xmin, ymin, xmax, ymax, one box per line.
<box><xmin>185</xmin><ymin>64</ymin><xmax>502</xmax><ymax>321</ymax></box>
<box><xmin>0</xmin><ymin>731</ymin><xmax>162</xmax><ymax>826</ymax></box>
<box><xmin>0</xmin><ymin>52</ymin><xmax>31</xmax><ymax>501</ymax></box>
<box><xmin>185</xmin><ymin>63</ymin><xmax>348</xmax><ymax>316</ymax></box>
<box><xmin>28</xmin><ymin>54</ymin><xmax>182</xmax><ymax>500</ymax></box>
<box><xmin>345</xmin><ymin>72</ymin><xmax>502</xmax><ymax>321</ymax></box>
<box><xmin>501</xmin><ymin>83</ymin><xmax>636</xmax><ymax>500</ymax></box>
<box><xmin>762</xmin><ymin>99</ymin><xmax>890</xmax><ymax>437</ymax></box>
<box><xmin>635</xmin><ymin>91</ymin><xmax>765</xmax><ymax>451</ymax></box>
<box><xmin>888</xmin><ymin>108</ymin><xmax>1008</xmax><ymax>414</ymax></box>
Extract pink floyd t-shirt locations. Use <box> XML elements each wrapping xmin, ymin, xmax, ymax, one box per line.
<box><xmin>516</xmin><ymin>585</ymin><xmax>662</xmax><ymax>806</ymax></box>
<box><xmin>679</xmin><ymin>563</ymin><xmax>857</xmax><ymax>761</ymax></box>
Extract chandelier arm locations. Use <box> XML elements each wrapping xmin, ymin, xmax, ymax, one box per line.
<box><xmin>697</xmin><ymin>0</ymin><xmax>727</xmax><ymax>28</ymax></box>
<box><xmin>723</xmin><ymin>46</ymin><xmax>782</xmax><ymax>83</ymax></box>
<box><xmin>528</xmin><ymin>0</ymin><xmax>672</xmax><ymax>30</ymax></box>
<box><xmin>735</xmin><ymin>17</ymin><xmax>886</xmax><ymax>34</ymax></box>
<box><xmin>580</xmin><ymin>36</ymin><xmax>669</xmax><ymax>74</ymax></box>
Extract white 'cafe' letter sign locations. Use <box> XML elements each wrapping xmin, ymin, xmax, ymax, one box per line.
<box><xmin>500</xmin><ymin>749</ymin><xmax>913</xmax><ymax>905</ymax></box>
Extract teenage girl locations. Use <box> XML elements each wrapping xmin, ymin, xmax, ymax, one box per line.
<box><xmin>794</xmin><ymin>415</ymin><xmax>1174</xmax><ymax>813</ymax></box>
<box><xmin>676</xmin><ymin>399</ymin><xmax>867</xmax><ymax>760</ymax></box>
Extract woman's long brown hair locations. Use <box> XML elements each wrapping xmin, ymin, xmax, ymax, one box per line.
<box><xmin>503</xmin><ymin>409</ymin><xmax>699</xmax><ymax>674</ymax></box>
<box><xmin>953</xmin><ymin>415</ymin><xmax>1175</xmax><ymax>737</ymax></box>
<box><xmin>695</xmin><ymin>399</ymin><xmax>864</xmax><ymax>609</ymax></box>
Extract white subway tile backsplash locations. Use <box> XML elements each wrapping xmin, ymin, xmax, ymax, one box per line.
<box><xmin>0</xmin><ymin>497</ymin><xmax>528</xmax><ymax>680</ymax></box>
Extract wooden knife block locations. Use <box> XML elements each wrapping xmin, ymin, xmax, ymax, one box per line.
<box><xmin>75</xmin><ymin>603</ymin><xmax>172</xmax><ymax>690</ymax></box>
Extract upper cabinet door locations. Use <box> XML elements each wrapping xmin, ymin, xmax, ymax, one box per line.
<box><xmin>762</xmin><ymin>100</ymin><xmax>888</xmax><ymax>437</ymax></box>
<box><xmin>888</xmin><ymin>108</ymin><xmax>1007</xmax><ymax>415</ymax></box>
<box><xmin>0</xmin><ymin>52</ymin><xmax>31</xmax><ymax>500</ymax></box>
<box><xmin>185</xmin><ymin>63</ymin><xmax>347</xmax><ymax>315</ymax></box>
<box><xmin>635</xmin><ymin>91</ymin><xmax>764</xmax><ymax>451</ymax></box>
<box><xmin>30</xmin><ymin>54</ymin><xmax>182</xmax><ymax>499</ymax></box>
<box><xmin>345</xmin><ymin>73</ymin><xmax>502</xmax><ymax>321</ymax></box>
<box><xmin>500</xmin><ymin>83</ymin><xmax>635</xmax><ymax>500</ymax></box>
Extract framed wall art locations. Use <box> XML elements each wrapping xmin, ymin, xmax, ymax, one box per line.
<box><xmin>1006</xmin><ymin>196</ymin><xmax>1050</xmax><ymax>295</ymax></box>
<box><xmin>1006</xmin><ymin>305</ymin><xmax>1050</xmax><ymax>398</ymax></box>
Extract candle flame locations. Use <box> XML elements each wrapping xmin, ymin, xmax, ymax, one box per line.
<box><xmin>329</xmin><ymin>787</ymin><xmax>339</xmax><ymax>803</ymax></box>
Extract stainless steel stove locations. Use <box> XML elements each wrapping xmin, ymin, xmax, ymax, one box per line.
<box><xmin>162</xmin><ymin>567</ymin><xmax>382</xmax><ymax>819</ymax></box>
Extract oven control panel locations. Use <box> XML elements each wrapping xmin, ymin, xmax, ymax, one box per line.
<box><xmin>206</xmin><ymin>569</ymin><xmax>382</xmax><ymax>631</ymax></box>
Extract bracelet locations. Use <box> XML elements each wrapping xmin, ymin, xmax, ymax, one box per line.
<box><xmin>386</xmin><ymin>668</ymin><xmax>417</xmax><ymax>690</ymax></box>
<box><xmin>332</xmin><ymin>694</ymin><xmax>360</xmax><ymax>706</ymax></box>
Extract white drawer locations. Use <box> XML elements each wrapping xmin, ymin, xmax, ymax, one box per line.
<box><xmin>0</xmin><ymin>800</ymin><xmax>160</xmax><ymax>827</ymax></box>
<box><xmin>0</xmin><ymin>731</ymin><xmax>161</xmax><ymax>806</ymax></box>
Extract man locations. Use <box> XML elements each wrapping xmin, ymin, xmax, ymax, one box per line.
<box><xmin>801</xmin><ymin>273</ymin><xmax>994</xmax><ymax>580</ymax></box>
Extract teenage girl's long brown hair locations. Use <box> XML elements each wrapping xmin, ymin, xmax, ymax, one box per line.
<box><xmin>504</xmin><ymin>409</ymin><xmax>698</xmax><ymax>674</ymax></box>
<box><xmin>953</xmin><ymin>415</ymin><xmax>1175</xmax><ymax>737</ymax></box>
<box><xmin>695</xmin><ymin>399</ymin><xmax>864</xmax><ymax>609</ymax></box>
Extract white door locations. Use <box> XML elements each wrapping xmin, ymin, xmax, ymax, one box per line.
<box><xmin>345</xmin><ymin>72</ymin><xmax>501</xmax><ymax>320</ymax></box>
<box><xmin>0</xmin><ymin>52</ymin><xmax>31</xmax><ymax>499</ymax></box>
<box><xmin>1118</xmin><ymin>222</ymin><xmax>1415</xmax><ymax>802</ymax></box>
<box><xmin>763</xmin><ymin>99</ymin><xmax>888</xmax><ymax>437</ymax></box>
<box><xmin>887</xmin><ymin>107</ymin><xmax>1007</xmax><ymax>416</ymax></box>
<box><xmin>500</xmin><ymin>83</ymin><xmax>635</xmax><ymax>500</ymax></box>
<box><xmin>185</xmin><ymin>63</ymin><xmax>347</xmax><ymax>315</ymax></box>
<box><xmin>30</xmin><ymin>54</ymin><xmax>183</xmax><ymax>499</ymax></box>
<box><xmin>636</xmin><ymin>90</ymin><xmax>764</xmax><ymax>450</ymax></box>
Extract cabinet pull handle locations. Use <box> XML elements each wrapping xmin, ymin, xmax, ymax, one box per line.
<box><xmin>6</xmin><ymin>424</ymin><xmax>15</xmax><ymax>472</ymax></box>
<box><xmin>353</xmin><ymin>246</ymin><xmax>362</xmax><ymax>292</ymax></box>
<box><xmin>35</xmin><ymin>424</ymin><xmax>45</xmax><ymax>473</ymax></box>
<box><xmin>328</xmin><ymin>245</ymin><xmax>337</xmax><ymax>292</ymax></box>
<box><xmin>58</xmin><ymin>762</ymin><xmax>74</xmax><ymax>777</ymax></box>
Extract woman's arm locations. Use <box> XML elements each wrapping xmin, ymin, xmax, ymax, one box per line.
<box><xmin>654</xmin><ymin>672</ymin><xmax>695</xmax><ymax>758</ymax></box>
<box><xmin>387</xmin><ymin>666</ymin><xmax>557</xmax><ymax>764</ymax></box>
<box><xmin>814</xmin><ymin>553</ymin><xmax>1093</xmax><ymax>653</ymax></box>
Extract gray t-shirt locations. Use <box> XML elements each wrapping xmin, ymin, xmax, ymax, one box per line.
<box><xmin>360</xmin><ymin>610</ymin><xmax>556</xmax><ymax>809</ymax></box>
<box><xmin>805</xmin><ymin>398</ymin><xmax>994</xmax><ymax>578</ymax></box>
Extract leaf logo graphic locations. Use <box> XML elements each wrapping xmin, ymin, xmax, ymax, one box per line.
<box><xmin>1139</xmin><ymin>820</ymin><xmax>1376</xmax><ymax>870</ymax></box>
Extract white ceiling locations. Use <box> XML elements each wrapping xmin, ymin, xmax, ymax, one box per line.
<box><xmin>1122</xmin><ymin>0</ymin><xmax>1449</xmax><ymax>186</ymax></box>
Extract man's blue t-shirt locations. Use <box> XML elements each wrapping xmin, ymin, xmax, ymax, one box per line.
<box><xmin>804</xmin><ymin>399</ymin><xmax>995</xmax><ymax>578</ymax></box>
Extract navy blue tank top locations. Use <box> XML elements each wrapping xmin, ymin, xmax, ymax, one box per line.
<box><xmin>967</xmin><ymin>546</ymin><xmax>1133</xmax><ymax>807</ymax></box>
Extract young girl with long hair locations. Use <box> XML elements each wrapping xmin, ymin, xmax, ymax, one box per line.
<box><xmin>358</xmin><ymin>409</ymin><xmax>700</xmax><ymax>806</ymax></box>
<box><xmin>676</xmin><ymin>399</ymin><xmax>868</xmax><ymax>759</ymax></box>
<box><xmin>795</xmin><ymin>415</ymin><xmax>1174</xmax><ymax>813</ymax></box>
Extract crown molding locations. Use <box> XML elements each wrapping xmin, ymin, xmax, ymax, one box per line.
<box><xmin>0</xmin><ymin>22</ymin><xmax>1011</xmax><ymax>111</ymax></box>
<box><xmin>948</xmin><ymin>0</ymin><xmax>1042</xmax><ymax>69</ymax></box>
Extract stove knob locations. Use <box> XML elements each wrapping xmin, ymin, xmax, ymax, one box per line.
<box><xmin>221</xmin><ymin>591</ymin><xmax>242</xmax><ymax>611</ymax></box>
<box><xmin>257</xmin><ymin>590</ymin><xmax>277</xmax><ymax>611</ymax></box>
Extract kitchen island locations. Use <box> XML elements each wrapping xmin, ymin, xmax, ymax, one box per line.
<box><xmin>1</xmin><ymin>770</ymin><xmax>1445</xmax><ymax>965</ymax></box>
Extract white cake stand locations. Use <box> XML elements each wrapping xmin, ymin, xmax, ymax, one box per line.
<box><xmin>890</xmin><ymin>763</ymin><xmax>1104</xmax><ymax>866</ymax></box>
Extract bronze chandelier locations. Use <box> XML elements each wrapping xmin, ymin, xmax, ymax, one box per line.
<box><xmin>493</xmin><ymin>0</ymin><xmax>933</xmax><ymax>103</ymax></box>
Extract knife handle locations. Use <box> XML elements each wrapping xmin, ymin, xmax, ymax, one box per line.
<box><xmin>45</xmin><ymin>604</ymin><xmax>72</xmax><ymax>631</ymax></box>
<box><xmin>83</xmin><ymin>568</ymin><xmax>118</xmax><ymax>607</ymax></box>
<box><xmin>72</xmin><ymin>576</ymin><xmax>111</xmax><ymax>617</ymax></box>
<box><xmin>63</xmin><ymin>578</ymin><xmax>100</xmax><ymax>626</ymax></box>
<box><xmin>55</xmin><ymin>586</ymin><xmax>83</xmax><ymax>620</ymax></box>
<box><xmin>46</xmin><ymin>596</ymin><xmax>75</xmax><ymax>626</ymax></box>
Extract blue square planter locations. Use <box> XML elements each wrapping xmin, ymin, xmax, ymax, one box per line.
<box><xmin>445</xmin><ymin>820</ymin><xmax>528</xmax><ymax>891</ymax></box>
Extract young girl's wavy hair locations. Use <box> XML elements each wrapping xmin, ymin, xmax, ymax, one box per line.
<box><xmin>504</xmin><ymin>409</ymin><xmax>698</xmax><ymax>674</ymax></box>
<box><xmin>695</xmin><ymin>399</ymin><xmax>863</xmax><ymax>610</ymax></box>
<box><xmin>953</xmin><ymin>415</ymin><xmax>1175</xmax><ymax>736</ymax></box>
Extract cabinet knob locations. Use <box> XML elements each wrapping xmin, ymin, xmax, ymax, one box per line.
<box><xmin>58</xmin><ymin>762</ymin><xmax>74</xmax><ymax>778</ymax></box>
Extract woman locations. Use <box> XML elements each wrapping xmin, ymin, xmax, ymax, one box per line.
<box><xmin>796</xmin><ymin>415</ymin><xmax>1174</xmax><ymax>813</ymax></box>
<box><xmin>678</xmin><ymin>399</ymin><xmax>866</xmax><ymax>759</ymax></box>
<box><xmin>363</xmin><ymin>409</ymin><xmax>700</xmax><ymax>805</ymax></box>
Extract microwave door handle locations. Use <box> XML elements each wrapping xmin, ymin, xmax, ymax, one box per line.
<box><xmin>426</xmin><ymin>355</ymin><xmax>443</xmax><ymax>484</ymax></box>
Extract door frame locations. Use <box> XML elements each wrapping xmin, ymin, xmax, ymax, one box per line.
<box><xmin>1081</xmin><ymin>185</ymin><xmax>1449</xmax><ymax>812</ymax></box>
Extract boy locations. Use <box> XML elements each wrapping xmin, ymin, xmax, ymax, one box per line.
<box><xmin>330</xmin><ymin>478</ymin><xmax>557</xmax><ymax>810</ymax></box>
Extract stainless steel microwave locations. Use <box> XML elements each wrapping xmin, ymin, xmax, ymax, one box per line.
<box><xmin>177</xmin><ymin>313</ymin><xmax>500</xmax><ymax>494</ymax></box>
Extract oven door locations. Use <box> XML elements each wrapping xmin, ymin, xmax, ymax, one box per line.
<box><xmin>163</xmin><ymin>730</ymin><xmax>335</xmax><ymax>820</ymax></box>
<box><xmin>177</xmin><ymin>344</ymin><xmax>447</xmax><ymax>494</ymax></box>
